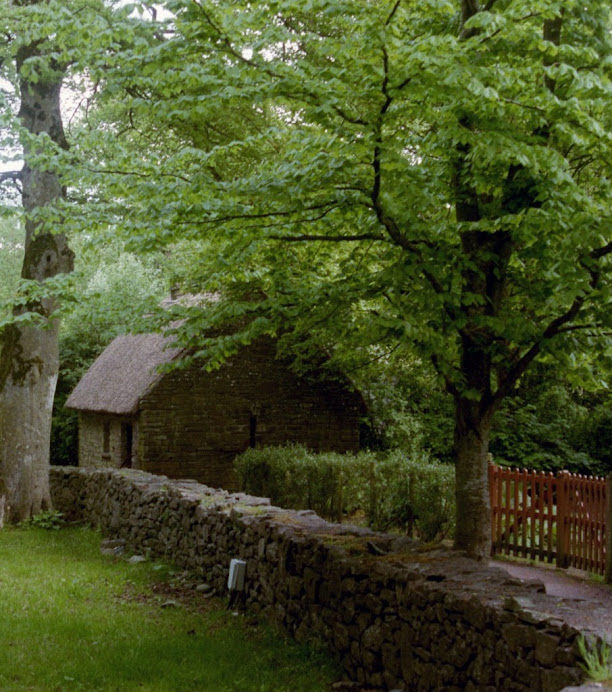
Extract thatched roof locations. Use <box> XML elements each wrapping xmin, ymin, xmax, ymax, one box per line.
<box><xmin>66</xmin><ymin>333</ymin><xmax>185</xmax><ymax>415</ymax></box>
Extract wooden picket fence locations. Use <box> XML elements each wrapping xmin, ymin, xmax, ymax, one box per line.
<box><xmin>489</xmin><ymin>464</ymin><xmax>612</xmax><ymax>581</ymax></box>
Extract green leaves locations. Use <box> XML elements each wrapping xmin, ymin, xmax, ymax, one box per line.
<box><xmin>5</xmin><ymin>0</ymin><xmax>605</xmax><ymax>414</ymax></box>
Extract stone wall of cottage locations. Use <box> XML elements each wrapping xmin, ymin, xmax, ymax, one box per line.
<box><xmin>78</xmin><ymin>412</ymin><xmax>139</xmax><ymax>470</ymax></box>
<box><xmin>137</xmin><ymin>337</ymin><xmax>362</xmax><ymax>489</ymax></box>
<box><xmin>50</xmin><ymin>467</ymin><xmax>610</xmax><ymax>692</ymax></box>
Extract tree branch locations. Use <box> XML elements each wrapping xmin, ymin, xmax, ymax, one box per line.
<box><xmin>591</xmin><ymin>240</ymin><xmax>612</xmax><ymax>260</ymax></box>
<box><xmin>385</xmin><ymin>0</ymin><xmax>402</xmax><ymax>26</ymax></box>
<box><xmin>459</xmin><ymin>0</ymin><xmax>481</xmax><ymax>40</ymax></box>
<box><xmin>271</xmin><ymin>233</ymin><xmax>385</xmax><ymax>243</ymax></box>
<box><xmin>501</xmin><ymin>97</ymin><xmax>546</xmax><ymax>113</ymax></box>
<box><xmin>371</xmin><ymin>45</ymin><xmax>398</xmax><ymax>240</ymax></box>
<box><xmin>185</xmin><ymin>202</ymin><xmax>342</xmax><ymax>226</ymax></box>
<box><xmin>492</xmin><ymin>241</ymin><xmax>610</xmax><ymax>406</ymax></box>
<box><xmin>367</xmin><ymin>45</ymin><xmax>452</xmax><ymax>302</ymax></box>
<box><xmin>555</xmin><ymin>324</ymin><xmax>609</xmax><ymax>335</ymax></box>
<box><xmin>85</xmin><ymin>167</ymin><xmax>191</xmax><ymax>183</ymax></box>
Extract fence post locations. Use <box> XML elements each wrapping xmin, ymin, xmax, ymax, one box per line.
<box><xmin>606</xmin><ymin>473</ymin><xmax>612</xmax><ymax>584</ymax></box>
<box><xmin>556</xmin><ymin>471</ymin><xmax>569</xmax><ymax>570</ymax></box>
<box><xmin>488</xmin><ymin>462</ymin><xmax>496</xmax><ymax>555</ymax></box>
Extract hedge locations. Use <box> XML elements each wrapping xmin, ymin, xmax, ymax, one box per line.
<box><xmin>234</xmin><ymin>445</ymin><xmax>455</xmax><ymax>541</ymax></box>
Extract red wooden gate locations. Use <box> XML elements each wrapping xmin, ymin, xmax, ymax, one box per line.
<box><xmin>489</xmin><ymin>464</ymin><xmax>611</xmax><ymax>579</ymax></box>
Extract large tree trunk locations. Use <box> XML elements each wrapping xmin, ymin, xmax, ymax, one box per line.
<box><xmin>453</xmin><ymin>397</ymin><xmax>493</xmax><ymax>559</ymax></box>
<box><xmin>450</xmin><ymin>0</ymin><xmax>567</xmax><ymax>563</ymax></box>
<box><xmin>0</xmin><ymin>42</ymin><xmax>72</xmax><ymax>525</ymax></box>
<box><xmin>0</xmin><ymin>324</ymin><xmax>61</xmax><ymax>523</ymax></box>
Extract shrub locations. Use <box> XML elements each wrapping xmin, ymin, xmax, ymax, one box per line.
<box><xmin>20</xmin><ymin>510</ymin><xmax>65</xmax><ymax>531</ymax></box>
<box><xmin>370</xmin><ymin>451</ymin><xmax>455</xmax><ymax>541</ymax></box>
<box><xmin>234</xmin><ymin>445</ymin><xmax>455</xmax><ymax>541</ymax></box>
<box><xmin>233</xmin><ymin>445</ymin><xmax>346</xmax><ymax>521</ymax></box>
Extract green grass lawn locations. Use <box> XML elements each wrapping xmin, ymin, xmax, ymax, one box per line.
<box><xmin>0</xmin><ymin>525</ymin><xmax>340</xmax><ymax>691</ymax></box>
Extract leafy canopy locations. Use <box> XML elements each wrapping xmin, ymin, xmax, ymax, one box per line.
<box><xmin>67</xmin><ymin>0</ymin><xmax>611</xmax><ymax>400</ymax></box>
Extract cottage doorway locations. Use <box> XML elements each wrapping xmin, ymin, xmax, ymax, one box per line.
<box><xmin>121</xmin><ymin>423</ymin><xmax>133</xmax><ymax>468</ymax></box>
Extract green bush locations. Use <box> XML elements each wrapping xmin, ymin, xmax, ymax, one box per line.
<box><xmin>233</xmin><ymin>445</ymin><xmax>346</xmax><ymax>521</ymax></box>
<box><xmin>19</xmin><ymin>510</ymin><xmax>65</xmax><ymax>531</ymax></box>
<box><xmin>234</xmin><ymin>445</ymin><xmax>455</xmax><ymax>541</ymax></box>
<box><xmin>369</xmin><ymin>451</ymin><xmax>455</xmax><ymax>540</ymax></box>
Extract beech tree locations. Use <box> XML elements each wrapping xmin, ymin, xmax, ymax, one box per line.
<box><xmin>0</xmin><ymin>0</ymin><xmax>74</xmax><ymax>523</ymax></box>
<box><xmin>0</xmin><ymin>0</ymin><xmax>144</xmax><ymax>523</ymax></box>
<box><xmin>3</xmin><ymin>0</ymin><xmax>608</xmax><ymax>557</ymax></box>
<box><xmin>79</xmin><ymin>0</ymin><xmax>610</xmax><ymax>558</ymax></box>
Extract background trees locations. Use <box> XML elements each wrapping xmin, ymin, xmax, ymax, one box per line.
<box><xmin>51</xmin><ymin>241</ymin><xmax>165</xmax><ymax>467</ymax></box>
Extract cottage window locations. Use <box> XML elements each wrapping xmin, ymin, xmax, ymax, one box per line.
<box><xmin>249</xmin><ymin>415</ymin><xmax>257</xmax><ymax>449</ymax></box>
<box><xmin>103</xmin><ymin>421</ymin><xmax>111</xmax><ymax>455</ymax></box>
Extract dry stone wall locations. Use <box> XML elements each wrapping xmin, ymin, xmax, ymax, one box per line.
<box><xmin>50</xmin><ymin>467</ymin><xmax>607</xmax><ymax>692</ymax></box>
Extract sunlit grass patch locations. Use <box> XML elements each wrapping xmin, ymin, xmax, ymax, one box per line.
<box><xmin>0</xmin><ymin>526</ymin><xmax>339</xmax><ymax>691</ymax></box>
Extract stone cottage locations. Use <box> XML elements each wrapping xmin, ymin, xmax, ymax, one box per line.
<box><xmin>65</xmin><ymin>333</ymin><xmax>364</xmax><ymax>490</ymax></box>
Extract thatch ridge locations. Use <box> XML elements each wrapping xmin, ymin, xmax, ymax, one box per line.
<box><xmin>66</xmin><ymin>333</ymin><xmax>185</xmax><ymax>415</ymax></box>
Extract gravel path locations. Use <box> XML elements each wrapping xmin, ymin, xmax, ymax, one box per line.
<box><xmin>490</xmin><ymin>558</ymin><xmax>612</xmax><ymax>635</ymax></box>
<box><xmin>491</xmin><ymin>559</ymin><xmax>612</xmax><ymax>600</ymax></box>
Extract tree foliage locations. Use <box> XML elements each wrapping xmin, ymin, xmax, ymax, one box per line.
<box><xmin>60</xmin><ymin>0</ymin><xmax>611</xmax><ymax>556</ymax></box>
<box><xmin>52</xmin><ymin>239</ymin><xmax>166</xmax><ymax>466</ymax></box>
<box><xmin>68</xmin><ymin>0</ymin><xmax>610</xmax><ymax>384</ymax></box>
<box><xmin>0</xmin><ymin>218</ymin><xmax>23</xmax><ymax>312</ymax></box>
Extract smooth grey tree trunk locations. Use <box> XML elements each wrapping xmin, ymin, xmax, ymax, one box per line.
<box><xmin>0</xmin><ymin>38</ymin><xmax>72</xmax><ymax>525</ymax></box>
